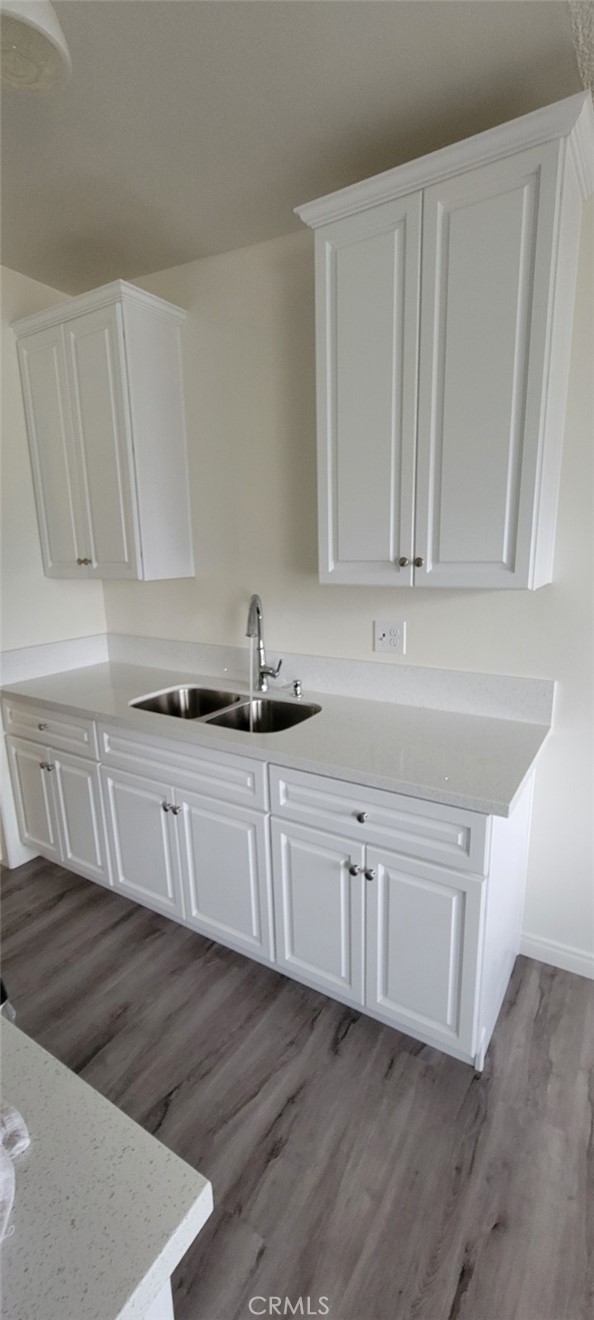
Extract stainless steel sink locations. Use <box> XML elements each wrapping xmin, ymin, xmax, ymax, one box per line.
<box><xmin>207</xmin><ymin>698</ymin><xmax>321</xmax><ymax>733</ymax></box>
<box><xmin>131</xmin><ymin>686</ymin><xmax>242</xmax><ymax>719</ymax></box>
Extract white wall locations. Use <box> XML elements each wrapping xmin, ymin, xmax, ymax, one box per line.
<box><xmin>0</xmin><ymin>266</ymin><xmax>107</xmax><ymax>653</ymax></box>
<box><xmin>101</xmin><ymin>208</ymin><xmax>594</xmax><ymax>970</ymax></box>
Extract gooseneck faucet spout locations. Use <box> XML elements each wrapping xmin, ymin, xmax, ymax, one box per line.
<box><xmin>246</xmin><ymin>593</ymin><xmax>282</xmax><ymax>693</ymax></box>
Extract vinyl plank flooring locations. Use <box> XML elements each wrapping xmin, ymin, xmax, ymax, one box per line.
<box><xmin>1</xmin><ymin>859</ymin><xmax>592</xmax><ymax>1320</ymax></box>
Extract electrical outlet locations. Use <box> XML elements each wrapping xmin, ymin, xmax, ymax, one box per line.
<box><xmin>373</xmin><ymin>620</ymin><xmax>406</xmax><ymax>655</ymax></box>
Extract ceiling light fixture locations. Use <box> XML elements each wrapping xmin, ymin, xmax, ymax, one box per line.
<box><xmin>1</xmin><ymin>0</ymin><xmax>71</xmax><ymax>91</ymax></box>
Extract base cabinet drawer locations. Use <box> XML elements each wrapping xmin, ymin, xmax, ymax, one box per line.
<box><xmin>271</xmin><ymin>819</ymin><xmax>365</xmax><ymax>1006</ymax></box>
<box><xmin>100</xmin><ymin>766</ymin><xmax>184</xmax><ymax>919</ymax></box>
<box><xmin>2</xmin><ymin>698</ymin><xmax>98</xmax><ymax>759</ymax></box>
<box><xmin>177</xmin><ymin>789</ymin><xmax>274</xmax><ymax>961</ymax></box>
<box><xmin>270</xmin><ymin>764</ymin><xmax>489</xmax><ymax>874</ymax></box>
<box><xmin>365</xmin><ymin>847</ymin><xmax>484</xmax><ymax>1055</ymax></box>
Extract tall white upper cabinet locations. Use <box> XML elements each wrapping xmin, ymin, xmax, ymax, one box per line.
<box><xmin>13</xmin><ymin>281</ymin><xmax>194</xmax><ymax>580</ymax></box>
<box><xmin>296</xmin><ymin>94</ymin><xmax>594</xmax><ymax>589</ymax></box>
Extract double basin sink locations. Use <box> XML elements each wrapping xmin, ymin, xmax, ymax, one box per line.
<box><xmin>130</xmin><ymin>685</ymin><xmax>321</xmax><ymax>734</ymax></box>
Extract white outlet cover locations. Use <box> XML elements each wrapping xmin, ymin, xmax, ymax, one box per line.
<box><xmin>373</xmin><ymin>620</ymin><xmax>407</xmax><ymax>655</ymax></box>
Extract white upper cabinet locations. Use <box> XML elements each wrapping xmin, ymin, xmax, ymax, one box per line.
<box><xmin>14</xmin><ymin>281</ymin><xmax>194</xmax><ymax>581</ymax></box>
<box><xmin>296</xmin><ymin>93</ymin><xmax>594</xmax><ymax>589</ymax></box>
<box><xmin>313</xmin><ymin>196</ymin><xmax>421</xmax><ymax>586</ymax></box>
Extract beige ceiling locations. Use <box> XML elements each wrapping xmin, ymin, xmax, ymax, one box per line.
<box><xmin>1</xmin><ymin>1</ymin><xmax>582</xmax><ymax>294</ymax></box>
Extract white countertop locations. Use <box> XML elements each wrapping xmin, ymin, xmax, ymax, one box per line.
<box><xmin>0</xmin><ymin>1021</ymin><xmax>213</xmax><ymax>1320</ymax></box>
<box><xmin>1</xmin><ymin>661</ymin><xmax>550</xmax><ymax>816</ymax></box>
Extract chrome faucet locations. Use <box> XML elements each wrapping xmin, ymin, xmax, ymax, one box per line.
<box><xmin>246</xmin><ymin>594</ymin><xmax>282</xmax><ymax>692</ymax></box>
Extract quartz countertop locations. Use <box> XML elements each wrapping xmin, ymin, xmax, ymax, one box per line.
<box><xmin>0</xmin><ymin>1020</ymin><xmax>213</xmax><ymax>1320</ymax></box>
<box><xmin>1</xmin><ymin>661</ymin><xmax>550</xmax><ymax>816</ymax></box>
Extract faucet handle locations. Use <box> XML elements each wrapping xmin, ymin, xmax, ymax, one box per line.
<box><xmin>269</xmin><ymin>658</ymin><xmax>283</xmax><ymax>679</ymax></box>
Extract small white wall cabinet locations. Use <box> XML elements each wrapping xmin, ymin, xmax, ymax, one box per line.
<box><xmin>296</xmin><ymin>93</ymin><xmax>594</xmax><ymax>588</ymax></box>
<box><xmin>13</xmin><ymin>282</ymin><xmax>194</xmax><ymax>581</ymax></box>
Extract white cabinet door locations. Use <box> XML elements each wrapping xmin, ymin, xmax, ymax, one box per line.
<box><xmin>415</xmin><ymin>141</ymin><xmax>561</xmax><ymax>588</ymax></box>
<box><xmin>177</xmin><ymin>789</ymin><xmax>274</xmax><ymax>961</ymax></box>
<box><xmin>314</xmin><ymin>194</ymin><xmax>421</xmax><ymax>584</ymax></box>
<box><xmin>54</xmin><ymin>752</ymin><xmax>110</xmax><ymax>887</ymax></box>
<box><xmin>100</xmin><ymin>766</ymin><xmax>183</xmax><ymax>918</ymax></box>
<box><xmin>64</xmin><ymin>304</ymin><xmax>140</xmax><ymax>579</ymax></box>
<box><xmin>271</xmin><ymin>820</ymin><xmax>365</xmax><ymax>1006</ymax></box>
<box><xmin>365</xmin><ymin>847</ymin><xmax>484</xmax><ymax>1055</ymax></box>
<box><xmin>17</xmin><ymin>326</ymin><xmax>88</xmax><ymax>577</ymax></box>
<box><xmin>7</xmin><ymin>736</ymin><xmax>61</xmax><ymax>861</ymax></box>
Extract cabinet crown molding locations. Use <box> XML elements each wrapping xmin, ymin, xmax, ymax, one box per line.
<box><xmin>12</xmin><ymin>279</ymin><xmax>187</xmax><ymax>339</ymax></box>
<box><xmin>295</xmin><ymin>92</ymin><xmax>594</xmax><ymax>228</ymax></box>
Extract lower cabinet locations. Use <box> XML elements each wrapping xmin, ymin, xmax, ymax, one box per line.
<box><xmin>5</xmin><ymin>708</ymin><xmax>531</xmax><ymax>1068</ymax></box>
<box><xmin>100</xmin><ymin>764</ymin><xmax>274</xmax><ymax>961</ymax></box>
<box><xmin>365</xmin><ymin>846</ymin><xmax>484</xmax><ymax>1055</ymax></box>
<box><xmin>271</xmin><ymin>819</ymin><xmax>365</xmax><ymax>1005</ymax></box>
<box><xmin>272</xmin><ymin>820</ymin><xmax>485</xmax><ymax>1056</ymax></box>
<box><xmin>8</xmin><ymin>736</ymin><xmax>110</xmax><ymax>885</ymax></box>
<box><xmin>177</xmin><ymin>787</ymin><xmax>273</xmax><ymax>961</ymax></box>
<box><xmin>100</xmin><ymin>766</ymin><xmax>183</xmax><ymax>919</ymax></box>
<box><xmin>8</xmin><ymin>736</ymin><xmax>61</xmax><ymax>862</ymax></box>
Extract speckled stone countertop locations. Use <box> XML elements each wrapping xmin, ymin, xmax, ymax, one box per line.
<box><xmin>0</xmin><ymin>1021</ymin><xmax>213</xmax><ymax>1320</ymax></box>
<box><xmin>1</xmin><ymin>661</ymin><xmax>551</xmax><ymax>816</ymax></box>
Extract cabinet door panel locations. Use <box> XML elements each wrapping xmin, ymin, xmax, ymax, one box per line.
<box><xmin>315</xmin><ymin>194</ymin><xmax>421</xmax><ymax>584</ymax></box>
<box><xmin>271</xmin><ymin>820</ymin><xmax>365</xmax><ymax>1005</ymax></box>
<box><xmin>64</xmin><ymin>305</ymin><xmax>140</xmax><ymax>578</ymax></box>
<box><xmin>54</xmin><ymin>752</ymin><xmax>110</xmax><ymax>886</ymax></box>
<box><xmin>177</xmin><ymin>790</ymin><xmax>273</xmax><ymax>960</ymax></box>
<box><xmin>415</xmin><ymin>141</ymin><xmax>561</xmax><ymax>588</ymax></box>
<box><xmin>7</xmin><ymin>736</ymin><xmax>60</xmax><ymax>860</ymax></box>
<box><xmin>366</xmin><ymin>848</ymin><xmax>484</xmax><ymax>1055</ymax></box>
<box><xmin>17</xmin><ymin>327</ymin><xmax>87</xmax><ymax>576</ymax></box>
<box><xmin>101</xmin><ymin>767</ymin><xmax>182</xmax><ymax>917</ymax></box>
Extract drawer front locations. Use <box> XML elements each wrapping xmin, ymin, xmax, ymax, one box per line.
<box><xmin>269</xmin><ymin>765</ymin><xmax>489</xmax><ymax>874</ymax></box>
<box><xmin>98</xmin><ymin>722</ymin><xmax>268</xmax><ymax>810</ymax></box>
<box><xmin>2</xmin><ymin>697</ymin><xmax>98</xmax><ymax>760</ymax></box>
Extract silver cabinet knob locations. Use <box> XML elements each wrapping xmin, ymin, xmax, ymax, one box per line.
<box><xmin>38</xmin><ymin>722</ymin><xmax>47</xmax><ymax>731</ymax></box>
<box><xmin>39</xmin><ymin>761</ymin><xmax>46</xmax><ymax>770</ymax></box>
<box><xmin>46</xmin><ymin>762</ymin><xmax>55</xmax><ymax>771</ymax></box>
<box><xmin>356</xmin><ymin>811</ymin><xmax>368</xmax><ymax>824</ymax></box>
<box><xmin>398</xmin><ymin>556</ymin><xmax>410</xmax><ymax>567</ymax></box>
<box><xmin>76</xmin><ymin>558</ymin><xmax>85</xmax><ymax>566</ymax></box>
<box><xmin>348</xmin><ymin>863</ymin><xmax>362</xmax><ymax>876</ymax></box>
<box><xmin>364</xmin><ymin>868</ymin><xmax>376</xmax><ymax>882</ymax></box>
<box><xmin>83</xmin><ymin>558</ymin><xmax>92</xmax><ymax>566</ymax></box>
<box><xmin>161</xmin><ymin>801</ymin><xmax>170</xmax><ymax>813</ymax></box>
<box><xmin>170</xmin><ymin>804</ymin><xmax>182</xmax><ymax>815</ymax></box>
<box><xmin>413</xmin><ymin>556</ymin><xmax>424</xmax><ymax>568</ymax></box>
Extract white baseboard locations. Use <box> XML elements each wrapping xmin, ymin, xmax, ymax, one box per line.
<box><xmin>520</xmin><ymin>932</ymin><xmax>594</xmax><ymax>980</ymax></box>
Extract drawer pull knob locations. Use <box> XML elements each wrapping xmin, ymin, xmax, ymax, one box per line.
<box><xmin>170</xmin><ymin>805</ymin><xmax>182</xmax><ymax>815</ymax></box>
<box><xmin>364</xmin><ymin>868</ymin><xmax>376</xmax><ymax>882</ymax></box>
<box><xmin>413</xmin><ymin>556</ymin><xmax>424</xmax><ymax>568</ymax></box>
<box><xmin>356</xmin><ymin>811</ymin><xmax>368</xmax><ymax>824</ymax></box>
<box><xmin>348</xmin><ymin>864</ymin><xmax>362</xmax><ymax>877</ymax></box>
<box><xmin>398</xmin><ymin>556</ymin><xmax>410</xmax><ymax>568</ymax></box>
<box><xmin>39</xmin><ymin>761</ymin><xmax>46</xmax><ymax>770</ymax></box>
<box><xmin>38</xmin><ymin>722</ymin><xmax>48</xmax><ymax>731</ymax></box>
<box><xmin>46</xmin><ymin>763</ymin><xmax>55</xmax><ymax>771</ymax></box>
<box><xmin>161</xmin><ymin>801</ymin><xmax>171</xmax><ymax>813</ymax></box>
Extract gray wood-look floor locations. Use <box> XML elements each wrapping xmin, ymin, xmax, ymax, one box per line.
<box><xmin>1</xmin><ymin>858</ymin><xmax>592</xmax><ymax>1320</ymax></box>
